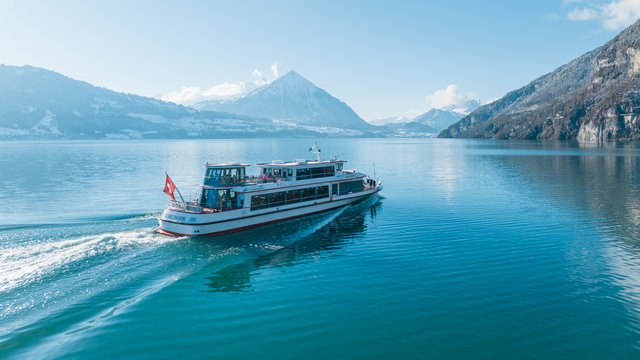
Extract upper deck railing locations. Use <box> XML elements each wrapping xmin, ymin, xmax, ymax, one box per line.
<box><xmin>201</xmin><ymin>171</ymin><xmax>361</xmax><ymax>188</ymax></box>
<box><xmin>167</xmin><ymin>199</ymin><xmax>203</xmax><ymax>213</ymax></box>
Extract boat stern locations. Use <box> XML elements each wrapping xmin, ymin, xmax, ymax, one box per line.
<box><xmin>157</xmin><ymin>208</ymin><xmax>203</xmax><ymax>237</ymax></box>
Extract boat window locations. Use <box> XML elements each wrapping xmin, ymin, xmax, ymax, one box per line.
<box><xmin>336</xmin><ymin>163</ymin><xmax>343</xmax><ymax>171</ymax></box>
<box><xmin>296</xmin><ymin>168</ymin><xmax>310</xmax><ymax>179</ymax></box>
<box><xmin>200</xmin><ymin>189</ymin><xmax>208</xmax><ymax>207</ymax></box>
<box><xmin>301</xmin><ymin>187</ymin><xmax>315</xmax><ymax>200</ymax></box>
<box><xmin>268</xmin><ymin>192</ymin><xmax>285</xmax><ymax>207</ymax></box>
<box><xmin>250</xmin><ymin>194</ymin><xmax>268</xmax><ymax>210</ymax></box>
<box><xmin>296</xmin><ymin>166</ymin><xmax>334</xmax><ymax>180</ymax></box>
<box><xmin>204</xmin><ymin>167</ymin><xmax>245</xmax><ymax>186</ymax></box>
<box><xmin>216</xmin><ymin>189</ymin><xmax>237</xmax><ymax>210</ymax></box>
<box><xmin>250</xmin><ymin>185</ymin><xmax>330</xmax><ymax>211</ymax></box>
<box><xmin>288</xmin><ymin>189</ymin><xmax>302</xmax><ymax>202</ymax></box>
<box><xmin>201</xmin><ymin>189</ymin><xmax>218</xmax><ymax>209</ymax></box>
<box><xmin>205</xmin><ymin>168</ymin><xmax>221</xmax><ymax>178</ymax></box>
<box><xmin>338</xmin><ymin>180</ymin><xmax>364</xmax><ymax>195</ymax></box>
<box><xmin>316</xmin><ymin>186</ymin><xmax>329</xmax><ymax>198</ymax></box>
<box><xmin>200</xmin><ymin>188</ymin><xmax>241</xmax><ymax>210</ymax></box>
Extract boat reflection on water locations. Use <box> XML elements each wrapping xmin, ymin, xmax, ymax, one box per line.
<box><xmin>203</xmin><ymin>198</ymin><xmax>381</xmax><ymax>293</ymax></box>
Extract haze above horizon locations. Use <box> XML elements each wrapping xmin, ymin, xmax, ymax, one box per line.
<box><xmin>1</xmin><ymin>0</ymin><xmax>638</xmax><ymax>120</ymax></box>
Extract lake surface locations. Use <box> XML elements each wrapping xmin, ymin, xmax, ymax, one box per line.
<box><xmin>2</xmin><ymin>138</ymin><xmax>640</xmax><ymax>359</ymax></box>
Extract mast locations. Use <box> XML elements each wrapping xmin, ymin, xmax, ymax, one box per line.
<box><xmin>175</xmin><ymin>185</ymin><xmax>186</xmax><ymax>204</ymax></box>
<box><xmin>310</xmin><ymin>142</ymin><xmax>321</xmax><ymax>162</ymax></box>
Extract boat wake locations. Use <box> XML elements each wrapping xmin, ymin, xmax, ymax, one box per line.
<box><xmin>0</xmin><ymin>198</ymin><xmax>383</xmax><ymax>357</ymax></box>
<box><xmin>0</xmin><ymin>213</ymin><xmax>159</xmax><ymax>233</ymax></box>
<box><xmin>0</xmin><ymin>227</ymin><xmax>179</xmax><ymax>295</ymax></box>
<box><xmin>210</xmin><ymin>205</ymin><xmax>351</xmax><ymax>257</ymax></box>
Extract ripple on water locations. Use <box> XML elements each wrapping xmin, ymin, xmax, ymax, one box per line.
<box><xmin>3</xmin><ymin>139</ymin><xmax>640</xmax><ymax>359</ymax></box>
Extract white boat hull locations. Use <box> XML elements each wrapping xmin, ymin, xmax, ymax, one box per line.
<box><xmin>158</xmin><ymin>187</ymin><xmax>381</xmax><ymax>237</ymax></box>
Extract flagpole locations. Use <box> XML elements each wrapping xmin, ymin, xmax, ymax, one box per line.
<box><xmin>165</xmin><ymin>172</ymin><xmax>186</xmax><ymax>204</ymax></box>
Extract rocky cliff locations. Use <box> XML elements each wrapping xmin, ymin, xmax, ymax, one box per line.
<box><xmin>440</xmin><ymin>20</ymin><xmax>640</xmax><ymax>141</ymax></box>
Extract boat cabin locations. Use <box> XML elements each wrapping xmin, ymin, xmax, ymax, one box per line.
<box><xmin>257</xmin><ymin>159</ymin><xmax>345</xmax><ymax>182</ymax></box>
<box><xmin>200</xmin><ymin>163</ymin><xmax>249</xmax><ymax>211</ymax></box>
<box><xmin>203</xmin><ymin>163</ymin><xmax>248</xmax><ymax>187</ymax></box>
<box><xmin>197</xmin><ymin>159</ymin><xmax>352</xmax><ymax>212</ymax></box>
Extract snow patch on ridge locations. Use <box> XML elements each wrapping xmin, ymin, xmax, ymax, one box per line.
<box><xmin>32</xmin><ymin>111</ymin><xmax>62</xmax><ymax>136</ymax></box>
<box><xmin>127</xmin><ymin>113</ymin><xmax>168</xmax><ymax>123</ymax></box>
<box><xmin>0</xmin><ymin>127</ymin><xmax>30</xmax><ymax>136</ymax></box>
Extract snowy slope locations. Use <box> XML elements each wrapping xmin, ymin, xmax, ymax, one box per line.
<box><xmin>195</xmin><ymin>71</ymin><xmax>372</xmax><ymax>130</ymax></box>
<box><xmin>0</xmin><ymin>65</ymin><xmax>361</xmax><ymax>139</ymax></box>
<box><xmin>440</xmin><ymin>20</ymin><xmax>640</xmax><ymax>140</ymax></box>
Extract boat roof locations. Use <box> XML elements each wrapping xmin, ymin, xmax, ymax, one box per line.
<box><xmin>204</xmin><ymin>162</ymin><xmax>250</xmax><ymax>168</ymax></box>
<box><xmin>204</xmin><ymin>159</ymin><xmax>346</xmax><ymax>169</ymax></box>
<box><xmin>256</xmin><ymin>159</ymin><xmax>346</xmax><ymax>168</ymax></box>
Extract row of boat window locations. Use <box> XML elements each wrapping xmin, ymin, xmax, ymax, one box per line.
<box><xmin>261</xmin><ymin>166</ymin><xmax>336</xmax><ymax>180</ymax></box>
<box><xmin>262</xmin><ymin>168</ymin><xmax>294</xmax><ymax>178</ymax></box>
<box><xmin>205</xmin><ymin>167</ymin><xmax>245</xmax><ymax>179</ymax></box>
<box><xmin>204</xmin><ymin>167</ymin><xmax>246</xmax><ymax>186</ymax></box>
<box><xmin>337</xmin><ymin>180</ymin><xmax>365</xmax><ymax>195</ymax></box>
<box><xmin>250</xmin><ymin>180</ymin><xmax>365</xmax><ymax>211</ymax></box>
<box><xmin>251</xmin><ymin>186</ymin><xmax>329</xmax><ymax>210</ymax></box>
<box><xmin>295</xmin><ymin>166</ymin><xmax>335</xmax><ymax>180</ymax></box>
<box><xmin>198</xmin><ymin>179</ymin><xmax>367</xmax><ymax>212</ymax></box>
<box><xmin>200</xmin><ymin>189</ymin><xmax>239</xmax><ymax>211</ymax></box>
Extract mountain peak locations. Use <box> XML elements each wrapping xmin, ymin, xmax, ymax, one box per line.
<box><xmin>196</xmin><ymin>70</ymin><xmax>371</xmax><ymax>129</ymax></box>
<box><xmin>269</xmin><ymin>70</ymin><xmax>316</xmax><ymax>90</ymax></box>
<box><xmin>439</xmin><ymin>99</ymin><xmax>481</xmax><ymax>115</ymax></box>
<box><xmin>281</xmin><ymin>69</ymin><xmax>304</xmax><ymax>79</ymax></box>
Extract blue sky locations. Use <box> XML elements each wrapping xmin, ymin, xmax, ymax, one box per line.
<box><xmin>1</xmin><ymin>0</ymin><xmax>638</xmax><ymax>120</ymax></box>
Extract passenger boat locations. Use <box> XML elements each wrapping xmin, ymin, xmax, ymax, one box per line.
<box><xmin>158</xmin><ymin>145</ymin><xmax>383</xmax><ymax>237</ymax></box>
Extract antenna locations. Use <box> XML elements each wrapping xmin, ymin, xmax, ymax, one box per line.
<box><xmin>373</xmin><ymin>162</ymin><xmax>377</xmax><ymax>180</ymax></box>
<box><xmin>309</xmin><ymin>142</ymin><xmax>321</xmax><ymax>162</ymax></box>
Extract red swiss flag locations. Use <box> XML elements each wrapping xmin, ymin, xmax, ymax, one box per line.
<box><xmin>163</xmin><ymin>174</ymin><xmax>177</xmax><ymax>200</ymax></box>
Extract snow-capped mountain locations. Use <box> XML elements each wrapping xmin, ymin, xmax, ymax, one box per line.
<box><xmin>194</xmin><ymin>70</ymin><xmax>372</xmax><ymax>130</ymax></box>
<box><xmin>0</xmin><ymin>65</ymin><xmax>438</xmax><ymax>139</ymax></box>
<box><xmin>439</xmin><ymin>99</ymin><xmax>481</xmax><ymax>115</ymax></box>
<box><xmin>0</xmin><ymin>65</ymin><xmax>298</xmax><ymax>139</ymax></box>
<box><xmin>412</xmin><ymin>108</ymin><xmax>466</xmax><ymax>132</ymax></box>
<box><xmin>368</xmin><ymin>115</ymin><xmax>412</xmax><ymax>126</ymax></box>
<box><xmin>371</xmin><ymin>102</ymin><xmax>479</xmax><ymax>134</ymax></box>
<box><xmin>381</xmin><ymin>121</ymin><xmax>439</xmax><ymax>137</ymax></box>
<box><xmin>370</xmin><ymin>98</ymin><xmax>479</xmax><ymax>133</ymax></box>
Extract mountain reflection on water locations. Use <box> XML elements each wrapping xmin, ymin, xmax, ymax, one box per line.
<box><xmin>204</xmin><ymin>199</ymin><xmax>381</xmax><ymax>293</ymax></box>
<box><xmin>485</xmin><ymin>140</ymin><xmax>640</xmax><ymax>328</ymax></box>
<box><xmin>490</xmin><ymin>141</ymin><xmax>640</xmax><ymax>244</ymax></box>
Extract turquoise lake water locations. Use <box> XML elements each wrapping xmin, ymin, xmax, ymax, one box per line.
<box><xmin>1</xmin><ymin>138</ymin><xmax>640</xmax><ymax>359</ymax></box>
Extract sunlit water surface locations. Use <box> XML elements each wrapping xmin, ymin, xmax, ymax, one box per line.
<box><xmin>1</xmin><ymin>138</ymin><xmax>640</xmax><ymax>359</ymax></box>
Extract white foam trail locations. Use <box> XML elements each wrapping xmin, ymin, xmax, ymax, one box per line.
<box><xmin>247</xmin><ymin>206</ymin><xmax>348</xmax><ymax>251</ymax></box>
<box><xmin>0</xmin><ymin>205</ymin><xmax>356</xmax><ymax>294</ymax></box>
<box><xmin>0</xmin><ymin>228</ymin><xmax>179</xmax><ymax>293</ymax></box>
